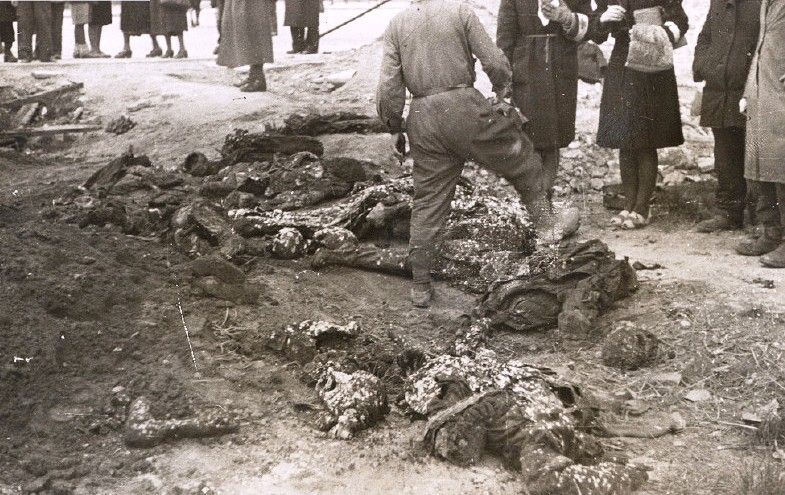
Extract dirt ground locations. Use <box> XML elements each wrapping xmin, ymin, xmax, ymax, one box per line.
<box><xmin>2</xmin><ymin>0</ymin><xmax>785</xmax><ymax>494</ymax></box>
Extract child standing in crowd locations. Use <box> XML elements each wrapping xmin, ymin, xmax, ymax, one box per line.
<box><xmin>737</xmin><ymin>0</ymin><xmax>785</xmax><ymax>267</ymax></box>
<box><xmin>593</xmin><ymin>0</ymin><xmax>689</xmax><ymax>230</ymax></box>
<box><xmin>693</xmin><ymin>0</ymin><xmax>761</xmax><ymax>233</ymax></box>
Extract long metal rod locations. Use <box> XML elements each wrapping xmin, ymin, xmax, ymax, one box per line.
<box><xmin>319</xmin><ymin>0</ymin><xmax>395</xmax><ymax>39</ymax></box>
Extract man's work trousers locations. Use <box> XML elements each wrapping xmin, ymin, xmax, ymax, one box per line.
<box><xmin>712</xmin><ymin>127</ymin><xmax>747</xmax><ymax>222</ymax></box>
<box><xmin>0</xmin><ymin>21</ymin><xmax>14</xmax><ymax>45</ymax></box>
<box><xmin>754</xmin><ymin>180</ymin><xmax>785</xmax><ymax>239</ymax></box>
<box><xmin>290</xmin><ymin>26</ymin><xmax>318</xmax><ymax>52</ymax></box>
<box><xmin>406</xmin><ymin>87</ymin><xmax>542</xmax><ymax>284</ymax></box>
<box><xmin>50</xmin><ymin>2</ymin><xmax>64</xmax><ymax>57</ymax></box>
<box><xmin>17</xmin><ymin>1</ymin><xmax>52</xmax><ymax>60</ymax></box>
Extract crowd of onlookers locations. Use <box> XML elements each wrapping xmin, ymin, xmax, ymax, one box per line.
<box><xmin>0</xmin><ymin>0</ymin><xmax>320</xmax><ymax>64</ymax></box>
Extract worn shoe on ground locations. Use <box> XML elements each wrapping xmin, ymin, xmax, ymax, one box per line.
<box><xmin>735</xmin><ymin>228</ymin><xmax>782</xmax><ymax>256</ymax></box>
<box><xmin>761</xmin><ymin>243</ymin><xmax>785</xmax><ymax>268</ymax></box>
<box><xmin>696</xmin><ymin>215</ymin><xmax>742</xmax><ymax>233</ymax></box>
<box><xmin>410</xmin><ymin>285</ymin><xmax>433</xmax><ymax>308</ymax></box>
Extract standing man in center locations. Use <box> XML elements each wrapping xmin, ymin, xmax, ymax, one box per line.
<box><xmin>377</xmin><ymin>0</ymin><xmax>550</xmax><ymax>308</ymax></box>
<box><xmin>497</xmin><ymin>0</ymin><xmax>592</xmax><ymax>203</ymax></box>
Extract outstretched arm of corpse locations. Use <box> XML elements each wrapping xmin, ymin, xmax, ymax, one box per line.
<box><xmin>462</xmin><ymin>3</ymin><xmax>513</xmax><ymax>98</ymax></box>
<box><xmin>376</xmin><ymin>23</ymin><xmax>407</xmax><ymax>134</ymax></box>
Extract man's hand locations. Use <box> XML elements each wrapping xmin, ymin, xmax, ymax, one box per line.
<box><xmin>491</xmin><ymin>97</ymin><xmax>517</xmax><ymax>118</ymax></box>
<box><xmin>739</xmin><ymin>97</ymin><xmax>747</xmax><ymax>114</ymax></box>
<box><xmin>600</xmin><ymin>5</ymin><xmax>626</xmax><ymax>23</ymax></box>
<box><xmin>542</xmin><ymin>0</ymin><xmax>574</xmax><ymax>26</ymax></box>
<box><xmin>392</xmin><ymin>132</ymin><xmax>407</xmax><ymax>163</ymax></box>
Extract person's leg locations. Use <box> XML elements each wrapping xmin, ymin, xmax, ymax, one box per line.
<box><xmin>304</xmin><ymin>25</ymin><xmax>318</xmax><ymax>53</ymax></box>
<box><xmin>148</xmin><ymin>34</ymin><xmax>161</xmax><ymax>55</ymax></box>
<box><xmin>240</xmin><ymin>63</ymin><xmax>267</xmax><ymax>92</ymax></box>
<box><xmin>74</xmin><ymin>24</ymin><xmax>89</xmax><ymax>57</ymax></box>
<box><xmin>0</xmin><ymin>22</ymin><xmax>16</xmax><ymax>62</ymax></box>
<box><xmin>50</xmin><ymin>2</ymin><xmax>64</xmax><ymax>59</ymax></box>
<box><xmin>270</xmin><ymin>0</ymin><xmax>278</xmax><ymax>36</ymax></box>
<box><xmin>87</xmin><ymin>24</ymin><xmax>108</xmax><ymax>56</ymax></box>
<box><xmin>16</xmin><ymin>2</ymin><xmax>35</xmax><ymax>61</ymax></box>
<box><xmin>736</xmin><ymin>180</ymin><xmax>783</xmax><ymax>256</ymax></box>
<box><xmin>618</xmin><ymin>149</ymin><xmax>639</xmax><ymax>214</ymax></box>
<box><xmin>288</xmin><ymin>26</ymin><xmax>303</xmax><ymax>53</ymax></box>
<box><xmin>33</xmin><ymin>2</ymin><xmax>52</xmax><ymax>61</ymax></box>
<box><xmin>539</xmin><ymin>148</ymin><xmax>559</xmax><ymax>203</ymax></box>
<box><xmin>174</xmin><ymin>33</ymin><xmax>187</xmax><ymax>57</ymax></box>
<box><xmin>632</xmin><ymin>148</ymin><xmax>658</xmax><ymax>219</ymax></box>
<box><xmin>760</xmin><ymin>183</ymin><xmax>785</xmax><ymax>267</ymax></box>
<box><xmin>408</xmin><ymin>153</ymin><xmax>463</xmax><ymax>305</ymax></box>
<box><xmin>312</xmin><ymin>245</ymin><xmax>411</xmax><ymax>277</ymax></box>
<box><xmin>697</xmin><ymin>127</ymin><xmax>746</xmax><ymax>232</ymax></box>
<box><xmin>163</xmin><ymin>34</ymin><xmax>173</xmax><ymax>56</ymax></box>
<box><xmin>116</xmin><ymin>32</ymin><xmax>132</xmax><ymax>57</ymax></box>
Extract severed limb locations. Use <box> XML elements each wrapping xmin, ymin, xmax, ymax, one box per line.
<box><xmin>124</xmin><ymin>397</ymin><xmax>239</xmax><ymax>448</ymax></box>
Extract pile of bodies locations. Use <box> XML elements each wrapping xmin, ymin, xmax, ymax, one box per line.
<box><xmin>54</xmin><ymin>123</ymin><xmax>541</xmax><ymax>295</ymax></box>
<box><xmin>262</xmin><ymin>317</ymin><xmax>656</xmax><ymax>494</ymax></box>
<box><xmin>54</xmin><ymin>121</ymin><xmax>635</xmax><ymax>331</ymax></box>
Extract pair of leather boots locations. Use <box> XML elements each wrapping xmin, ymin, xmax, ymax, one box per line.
<box><xmin>736</xmin><ymin>226</ymin><xmax>785</xmax><ymax>268</ymax></box>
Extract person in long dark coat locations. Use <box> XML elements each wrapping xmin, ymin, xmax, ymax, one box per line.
<box><xmin>0</xmin><ymin>1</ymin><xmax>16</xmax><ymax>62</ymax></box>
<box><xmin>116</xmin><ymin>0</ymin><xmax>155</xmax><ymax>58</ymax></box>
<box><xmin>217</xmin><ymin>0</ymin><xmax>274</xmax><ymax>91</ymax></box>
<box><xmin>692</xmin><ymin>0</ymin><xmax>760</xmax><ymax>233</ymax></box>
<box><xmin>284</xmin><ymin>0</ymin><xmax>319</xmax><ymax>53</ymax></box>
<box><xmin>497</xmin><ymin>0</ymin><xmax>593</xmax><ymax>202</ymax></box>
<box><xmin>737</xmin><ymin>0</ymin><xmax>785</xmax><ymax>267</ymax></box>
<box><xmin>592</xmin><ymin>0</ymin><xmax>688</xmax><ymax>229</ymax></box>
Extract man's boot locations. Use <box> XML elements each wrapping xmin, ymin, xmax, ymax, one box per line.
<box><xmin>761</xmin><ymin>242</ymin><xmax>785</xmax><ymax>268</ymax></box>
<box><xmin>696</xmin><ymin>214</ymin><xmax>742</xmax><ymax>233</ymax></box>
<box><xmin>735</xmin><ymin>227</ymin><xmax>782</xmax><ymax>256</ymax></box>
<box><xmin>409</xmin><ymin>248</ymin><xmax>433</xmax><ymax>308</ymax></box>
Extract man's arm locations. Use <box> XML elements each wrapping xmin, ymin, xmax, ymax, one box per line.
<box><xmin>692</xmin><ymin>8</ymin><xmax>711</xmax><ymax>82</ymax></box>
<box><xmin>376</xmin><ymin>22</ymin><xmax>407</xmax><ymax>134</ymax></box>
<box><xmin>462</xmin><ymin>3</ymin><xmax>512</xmax><ymax>98</ymax></box>
<box><xmin>496</xmin><ymin>0</ymin><xmax>519</xmax><ymax>65</ymax></box>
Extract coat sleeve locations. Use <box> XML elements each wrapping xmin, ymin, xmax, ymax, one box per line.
<box><xmin>496</xmin><ymin>0</ymin><xmax>519</xmax><ymax>65</ymax></box>
<box><xmin>463</xmin><ymin>3</ymin><xmax>513</xmax><ymax>97</ymax></box>
<box><xmin>563</xmin><ymin>0</ymin><xmax>592</xmax><ymax>42</ymax></box>
<box><xmin>375</xmin><ymin>22</ymin><xmax>407</xmax><ymax>134</ymax></box>
<box><xmin>692</xmin><ymin>8</ymin><xmax>711</xmax><ymax>82</ymax></box>
<box><xmin>662</xmin><ymin>0</ymin><xmax>689</xmax><ymax>44</ymax></box>
<box><xmin>587</xmin><ymin>0</ymin><xmax>612</xmax><ymax>45</ymax></box>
